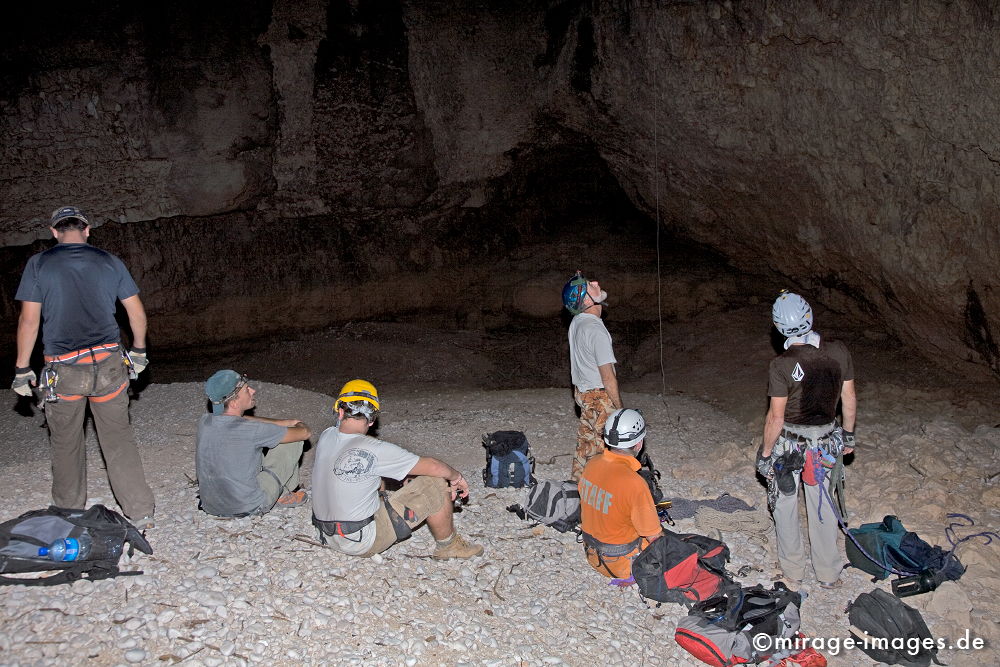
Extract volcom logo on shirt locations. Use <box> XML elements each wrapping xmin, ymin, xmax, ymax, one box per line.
<box><xmin>334</xmin><ymin>448</ymin><xmax>376</xmax><ymax>483</ymax></box>
<box><xmin>791</xmin><ymin>362</ymin><xmax>805</xmax><ymax>382</ymax></box>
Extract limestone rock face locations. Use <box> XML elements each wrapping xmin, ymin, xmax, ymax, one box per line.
<box><xmin>1</xmin><ymin>2</ymin><xmax>276</xmax><ymax>242</ymax></box>
<box><xmin>2</xmin><ymin>1</ymin><xmax>999</xmax><ymax>377</ymax></box>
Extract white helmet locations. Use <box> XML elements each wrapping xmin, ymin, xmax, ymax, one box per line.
<box><xmin>603</xmin><ymin>408</ymin><xmax>646</xmax><ymax>448</ymax></box>
<box><xmin>772</xmin><ymin>291</ymin><xmax>813</xmax><ymax>337</ymax></box>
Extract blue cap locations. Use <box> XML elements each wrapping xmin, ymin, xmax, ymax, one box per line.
<box><xmin>49</xmin><ymin>205</ymin><xmax>90</xmax><ymax>227</ymax></box>
<box><xmin>205</xmin><ymin>370</ymin><xmax>245</xmax><ymax>414</ymax></box>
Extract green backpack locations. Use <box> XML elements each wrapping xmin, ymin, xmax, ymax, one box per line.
<box><xmin>846</xmin><ymin>515</ymin><xmax>921</xmax><ymax>580</ymax></box>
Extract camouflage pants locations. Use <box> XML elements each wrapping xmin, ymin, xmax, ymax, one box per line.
<box><xmin>571</xmin><ymin>388</ymin><xmax>616</xmax><ymax>481</ymax></box>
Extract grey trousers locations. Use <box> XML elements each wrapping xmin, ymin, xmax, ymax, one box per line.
<box><xmin>256</xmin><ymin>440</ymin><xmax>304</xmax><ymax>512</ymax></box>
<box><xmin>772</xmin><ymin>466</ymin><xmax>842</xmax><ymax>583</ymax></box>
<box><xmin>46</xmin><ymin>389</ymin><xmax>155</xmax><ymax>520</ymax></box>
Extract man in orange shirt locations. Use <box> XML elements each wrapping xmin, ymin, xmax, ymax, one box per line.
<box><xmin>578</xmin><ymin>408</ymin><xmax>663</xmax><ymax>579</ymax></box>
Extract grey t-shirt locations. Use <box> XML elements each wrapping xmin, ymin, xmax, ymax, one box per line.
<box><xmin>312</xmin><ymin>427</ymin><xmax>420</xmax><ymax>555</ymax></box>
<box><xmin>15</xmin><ymin>243</ymin><xmax>139</xmax><ymax>355</ymax></box>
<box><xmin>196</xmin><ymin>414</ymin><xmax>286</xmax><ymax>516</ymax></box>
<box><xmin>568</xmin><ymin>313</ymin><xmax>617</xmax><ymax>390</ymax></box>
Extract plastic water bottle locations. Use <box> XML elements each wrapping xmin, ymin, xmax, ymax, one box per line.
<box><xmin>37</xmin><ymin>535</ymin><xmax>92</xmax><ymax>562</ymax></box>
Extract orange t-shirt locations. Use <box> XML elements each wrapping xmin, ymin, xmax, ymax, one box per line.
<box><xmin>578</xmin><ymin>450</ymin><xmax>661</xmax><ymax>546</ymax></box>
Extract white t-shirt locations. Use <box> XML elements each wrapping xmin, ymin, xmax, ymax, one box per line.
<box><xmin>568</xmin><ymin>313</ymin><xmax>617</xmax><ymax>390</ymax></box>
<box><xmin>312</xmin><ymin>427</ymin><xmax>420</xmax><ymax>555</ymax></box>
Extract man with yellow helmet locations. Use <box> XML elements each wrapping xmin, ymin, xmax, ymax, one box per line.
<box><xmin>312</xmin><ymin>379</ymin><xmax>483</xmax><ymax>559</ymax></box>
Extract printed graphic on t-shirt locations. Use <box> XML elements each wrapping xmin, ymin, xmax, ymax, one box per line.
<box><xmin>791</xmin><ymin>362</ymin><xmax>805</xmax><ymax>382</ymax></box>
<box><xmin>333</xmin><ymin>448</ymin><xmax>376</xmax><ymax>483</ymax></box>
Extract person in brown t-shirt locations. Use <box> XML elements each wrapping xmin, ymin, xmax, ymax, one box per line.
<box><xmin>757</xmin><ymin>291</ymin><xmax>857</xmax><ymax>589</ymax></box>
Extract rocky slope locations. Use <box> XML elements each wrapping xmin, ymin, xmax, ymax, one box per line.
<box><xmin>0</xmin><ymin>379</ymin><xmax>997</xmax><ymax>666</ymax></box>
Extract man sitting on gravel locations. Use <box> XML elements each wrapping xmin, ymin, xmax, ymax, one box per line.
<box><xmin>578</xmin><ymin>408</ymin><xmax>662</xmax><ymax>579</ymax></box>
<box><xmin>757</xmin><ymin>291</ymin><xmax>856</xmax><ymax>589</ymax></box>
<box><xmin>196</xmin><ymin>370</ymin><xmax>311</xmax><ymax>517</ymax></box>
<box><xmin>312</xmin><ymin>379</ymin><xmax>483</xmax><ymax>560</ymax></box>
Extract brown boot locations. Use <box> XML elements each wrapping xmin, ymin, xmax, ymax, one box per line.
<box><xmin>432</xmin><ymin>533</ymin><xmax>483</xmax><ymax>560</ymax></box>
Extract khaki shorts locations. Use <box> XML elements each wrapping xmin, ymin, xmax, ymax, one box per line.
<box><xmin>361</xmin><ymin>476</ymin><xmax>448</xmax><ymax>557</ymax></box>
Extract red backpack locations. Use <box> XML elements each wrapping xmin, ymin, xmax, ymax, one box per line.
<box><xmin>631</xmin><ymin>530</ymin><xmax>732</xmax><ymax>606</ymax></box>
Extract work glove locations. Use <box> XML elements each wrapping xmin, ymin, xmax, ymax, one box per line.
<box><xmin>129</xmin><ymin>348</ymin><xmax>149</xmax><ymax>375</ymax></box>
<box><xmin>755</xmin><ymin>444</ymin><xmax>773</xmax><ymax>479</ymax></box>
<box><xmin>842</xmin><ymin>430</ymin><xmax>855</xmax><ymax>451</ymax></box>
<box><xmin>12</xmin><ymin>367</ymin><xmax>36</xmax><ymax>397</ymax></box>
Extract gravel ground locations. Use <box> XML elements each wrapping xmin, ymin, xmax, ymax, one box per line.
<box><xmin>0</xmin><ymin>380</ymin><xmax>998</xmax><ymax>666</ymax></box>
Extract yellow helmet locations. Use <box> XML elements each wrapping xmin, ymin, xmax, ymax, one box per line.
<box><xmin>335</xmin><ymin>379</ymin><xmax>380</xmax><ymax>413</ymax></box>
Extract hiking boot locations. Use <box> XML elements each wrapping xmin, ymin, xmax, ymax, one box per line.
<box><xmin>432</xmin><ymin>533</ymin><xmax>483</xmax><ymax>560</ymax></box>
<box><xmin>276</xmin><ymin>489</ymin><xmax>307</xmax><ymax>508</ymax></box>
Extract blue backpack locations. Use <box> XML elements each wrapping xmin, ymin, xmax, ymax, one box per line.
<box><xmin>482</xmin><ymin>431</ymin><xmax>535</xmax><ymax>488</ymax></box>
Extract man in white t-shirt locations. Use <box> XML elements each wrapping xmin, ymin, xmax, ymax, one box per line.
<box><xmin>562</xmin><ymin>271</ymin><xmax>622</xmax><ymax>481</ymax></box>
<box><xmin>311</xmin><ymin>379</ymin><xmax>483</xmax><ymax>559</ymax></box>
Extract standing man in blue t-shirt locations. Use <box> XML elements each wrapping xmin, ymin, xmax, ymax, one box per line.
<box><xmin>12</xmin><ymin>206</ymin><xmax>155</xmax><ymax>527</ymax></box>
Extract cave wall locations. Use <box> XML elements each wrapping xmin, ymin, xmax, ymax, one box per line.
<box><xmin>0</xmin><ymin>2</ymin><xmax>276</xmax><ymax>243</ymax></box>
<box><xmin>2</xmin><ymin>1</ymin><xmax>999</xmax><ymax>377</ymax></box>
<box><xmin>400</xmin><ymin>0</ymin><xmax>1000</xmax><ymax>376</ymax></box>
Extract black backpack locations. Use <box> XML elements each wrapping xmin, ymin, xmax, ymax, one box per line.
<box><xmin>631</xmin><ymin>530</ymin><xmax>733</xmax><ymax>606</ymax></box>
<box><xmin>847</xmin><ymin>589</ymin><xmax>944</xmax><ymax>666</ymax></box>
<box><xmin>0</xmin><ymin>505</ymin><xmax>152</xmax><ymax>586</ymax></box>
<box><xmin>482</xmin><ymin>431</ymin><xmax>535</xmax><ymax>488</ymax></box>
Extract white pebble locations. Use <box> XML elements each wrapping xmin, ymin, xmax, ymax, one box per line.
<box><xmin>124</xmin><ymin>648</ymin><xmax>147</xmax><ymax>663</ymax></box>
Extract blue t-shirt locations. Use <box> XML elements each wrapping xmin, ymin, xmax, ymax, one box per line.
<box><xmin>15</xmin><ymin>243</ymin><xmax>139</xmax><ymax>355</ymax></box>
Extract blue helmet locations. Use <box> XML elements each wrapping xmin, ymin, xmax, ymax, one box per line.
<box><xmin>562</xmin><ymin>271</ymin><xmax>590</xmax><ymax>314</ymax></box>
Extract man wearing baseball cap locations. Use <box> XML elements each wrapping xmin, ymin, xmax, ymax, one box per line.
<box><xmin>195</xmin><ymin>369</ymin><xmax>311</xmax><ymax>517</ymax></box>
<box><xmin>12</xmin><ymin>206</ymin><xmax>155</xmax><ymax>527</ymax></box>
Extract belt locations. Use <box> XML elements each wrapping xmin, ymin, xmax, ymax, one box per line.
<box><xmin>780</xmin><ymin>423</ymin><xmax>835</xmax><ymax>443</ymax></box>
<box><xmin>44</xmin><ymin>342</ymin><xmax>121</xmax><ymax>364</ymax></box>
<box><xmin>582</xmin><ymin>532</ymin><xmax>642</xmax><ymax>557</ymax></box>
<box><xmin>313</xmin><ymin>514</ymin><xmax>375</xmax><ymax>537</ymax></box>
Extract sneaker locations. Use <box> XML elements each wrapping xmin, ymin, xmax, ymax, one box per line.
<box><xmin>432</xmin><ymin>533</ymin><xmax>484</xmax><ymax>560</ymax></box>
<box><xmin>818</xmin><ymin>579</ymin><xmax>843</xmax><ymax>589</ymax></box>
<box><xmin>275</xmin><ymin>489</ymin><xmax>308</xmax><ymax>508</ymax></box>
<box><xmin>133</xmin><ymin>516</ymin><xmax>155</xmax><ymax>530</ymax></box>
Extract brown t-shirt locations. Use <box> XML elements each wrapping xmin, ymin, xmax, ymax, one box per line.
<box><xmin>768</xmin><ymin>339</ymin><xmax>854</xmax><ymax>426</ymax></box>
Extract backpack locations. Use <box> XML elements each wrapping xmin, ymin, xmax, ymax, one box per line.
<box><xmin>846</xmin><ymin>515</ymin><xmax>921</xmax><ymax>579</ymax></box>
<box><xmin>846</xmin><ymin>515</ymin><xmax>966</xmax><ymax>584</ymax></box>
<box><xmin>0</xmin><ymin>505</ymin><xmax>152</xmax><ymax>586</ymax></box>
<box><xmin>631</xmin><ymin>529</ymin><xmax>732</xmax><ymax>606</ymax></box>
<box><xmin>507</xmin><ymin>479</ymin><xmax>581</xmax><ymax>533</ymax></box>
<box><xmin>675</xmin><ymin>582</ymin><xmax>803</xmax><ymax>666</ymax></box>
<box><xmin>847</xmin><ymin>588</ymin><xmax>944</xmax><ymax>666</ymax></box>
<box><xmin>482</xmin><ymin>431</ymin><xmax>535</xmax><ymax>488</ymax></box>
